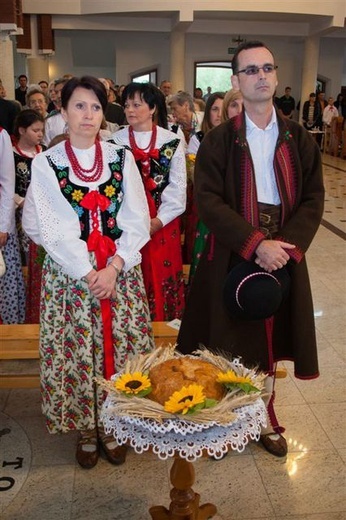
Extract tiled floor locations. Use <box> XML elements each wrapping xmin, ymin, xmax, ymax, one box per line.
<box><xmin>1</xmin><ymin>154</ymin><xmax>345</xmax><ymax>520</ymax></box>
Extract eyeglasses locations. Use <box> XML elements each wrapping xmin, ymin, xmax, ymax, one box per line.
<box><xmin>237</xmin><ymin>64</ymin><xmax>278</xmax><ymax>76</ymax></box>
<box><xmin>29</xmin><ymin>99</ymin><xmax>45</xmax><ymax>105</ymax></box>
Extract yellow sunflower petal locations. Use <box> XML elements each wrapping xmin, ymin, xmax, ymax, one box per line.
<box><xmin>115</xmin><ymin>371</ymin><xmax>151</xmax><ymax>395</ymax></box>
<box><xmin>217</xmin><ymin>370</ymin><xmax>254</xmax><ymax>386</ymax></box>
<box><xmin>164</xmin><ymin>384</ymin><xmax>206</xmax><ymax>415</ymax></box>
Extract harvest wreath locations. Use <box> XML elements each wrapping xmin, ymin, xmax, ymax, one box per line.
<box><xmin>97</xmin><ymin>346</ymin><xmax>266</xmax><ymax>426</ymax></box>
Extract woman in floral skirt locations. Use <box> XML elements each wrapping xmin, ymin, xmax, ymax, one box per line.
<box><xmin>0</xmin><ymin>127</ymin><xmax>26</xmax><ymax>323</ymax></box>
<box><xmin>112</xmin><ymin>82</ymin><xmax>186</xmax><ymax>321</ymax></box>
<box><xmin>23</xmin><ymin>76</ymin><xmax>154</xmax><ymax>469</ymax></box>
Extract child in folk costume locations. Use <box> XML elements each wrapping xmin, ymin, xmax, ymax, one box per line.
<box><xmin>13</xmin><ymin>109</ymin><xmax>46</xmax><ymax>323</ymax></box>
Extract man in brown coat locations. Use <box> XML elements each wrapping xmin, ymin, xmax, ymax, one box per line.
<box><xmin>177</xmin><ymin>41</ymin><xmax>324</xmax><ymax>457</ymax></box>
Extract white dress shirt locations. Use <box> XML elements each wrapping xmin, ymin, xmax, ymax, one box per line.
<box><xmin>245</xmin><ymin>109</ymin><xmax>280</xmax><ymax>205</ymax></box>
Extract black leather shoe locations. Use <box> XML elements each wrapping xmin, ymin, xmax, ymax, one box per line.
<box><xmin>76</xmin><ymin>430</ymin><xmax>99</xmax><ymax>469</ymax></box>
<box><xmin>260</xmin><ymin>433</ymin><xmax>288</xmax><ymax>457</ymax></box>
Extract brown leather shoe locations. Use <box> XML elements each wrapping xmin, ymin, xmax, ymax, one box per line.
<box><xmin>102</xmin><ymin>443</ymin><xmax>128</xmax><ymax>465</ymax></box>
<box><xmin>98</xmin><ymin>428</ymin><xmax>128</xmax><ymax>465</ymax></box>
<box><xmin>76</xmin><ymin>430</ymin><xmax>99</xmax><ymax>469</ymax></box>
<box><xmin>260</xmin><ymin>433</ymin><xmax>288</xmax><ymax>457</ymax></box>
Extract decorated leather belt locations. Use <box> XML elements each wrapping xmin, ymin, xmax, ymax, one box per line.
<box><xmin>258</xmin><ymin>202</ymin><xmax>281</xmax><ymax>238</ymax></box>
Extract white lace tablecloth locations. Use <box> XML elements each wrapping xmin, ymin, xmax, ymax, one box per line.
<box><xmin>101</xmin><ymin>397</ymin><xmax>266</xmax><ymax>462</ymax></box>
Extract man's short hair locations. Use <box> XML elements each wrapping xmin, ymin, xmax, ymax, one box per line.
<box><xmin>231</xmin><ymin>40</ymin><xmax>274</xmax><ymax>75</ymax></box>
<box><xmin>169</xmin><ymin>91</ymin><xmax>195</xmax><ymax>112</ymax></box>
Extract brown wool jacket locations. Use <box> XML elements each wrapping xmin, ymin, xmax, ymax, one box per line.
<box><xmin>178</xmin><ymin>111</ymin><xmax>324</xmax><ymax>379</ymax></box>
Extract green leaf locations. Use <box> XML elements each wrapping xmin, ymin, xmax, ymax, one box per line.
<box><xmin>204</xmin><ymin>398</ymin><xmax>218</xmax><ymax>409</ymax></box>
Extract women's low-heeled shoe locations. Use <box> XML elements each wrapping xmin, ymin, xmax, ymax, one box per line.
<box><xmin>260</xmin><ymin>433</ymin><xmax>288</xmax><ymax>457</ymax></box>
<box><xmin>76</xmin><ymin>431</ymin><xmax>99</xmax><ymax>469</ymax></box>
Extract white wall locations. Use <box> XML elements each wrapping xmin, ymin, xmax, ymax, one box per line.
<box><xmin>13</xmin><ymin>29</ymin><xmax>345</xmax><ymax>100</ymax></box>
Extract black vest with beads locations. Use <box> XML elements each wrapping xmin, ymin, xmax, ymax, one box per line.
<box><xmin>46</xmin><ymin>149</ymin><xmax>125</xmax><ymax>242</ymax></box>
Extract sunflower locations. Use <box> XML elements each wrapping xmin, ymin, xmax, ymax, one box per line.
<box><xmin>217</xmin><ymin>370</ymin><xmax>259</xmax><ymax>394</ymax></box>
<box><xmin>164</xmin><ymin>384</ymin><xmax>216</xmax><ymax>415</ymax></box>
<box><xmin>115</xmin><ymin>372</ymin><xmax>152</xmax><ymax>397</ymax></box>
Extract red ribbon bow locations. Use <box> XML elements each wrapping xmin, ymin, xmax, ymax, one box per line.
<box><xmin>80</xmin><ymin>190</ymin><xmax>110</xmax><ymax>212</ymax></box>
<box><xmin>133</xmin><ymin>148</ymin><xmax>160</xmax><ymax>162</ymax></box>
<box><xmin>87</xmin><ymin>229</ymin><xmax>116</xmax><ymax>269</ymax></box>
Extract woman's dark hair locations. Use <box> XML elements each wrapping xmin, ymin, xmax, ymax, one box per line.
<box><xmin>122</xmin><ymin>82</ymin><xmax>168</xmax><ymax>129</ymax></box>
<box><xmin>13</xmin><ymin>109</ymin><xmax>45</xmax><ymax>139</ymax></box>
<box><xmin>201</xmin><ymin>91</ymin><xmax>225</xmax><ymax>134</ymax></box>
<box><xmin>231</xmin><ymin>40</ymin><xmax>275</xmax><ymax>74</ymax></box>
<box><xmin>153</xmin><ymin>87</ymin><xmax>168</xmax><ymax>129</ymax></box>
<box><xmin>61</xmin><ymin>76</ymin><xmax>108</xmax><ymax>113</ymax></box>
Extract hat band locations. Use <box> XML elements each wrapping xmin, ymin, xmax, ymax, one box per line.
<box><xmin>235</xmin><ymin>271</ymin><xmax>280</xmax><ymax>310</ymax></box>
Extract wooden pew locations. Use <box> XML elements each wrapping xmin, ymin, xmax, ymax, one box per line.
<box><xmin>0</xmin><ymin>322</ymin><xmax>287</xmax><ymax>388</ymax></box>
<box><xmin>0</xmin><ymin>322</ymin><xmax>179</xmax><ymax>389</ymax></box>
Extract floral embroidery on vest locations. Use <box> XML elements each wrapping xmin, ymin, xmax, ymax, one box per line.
<box><xmin>134</xmin><ymin>139</ymin><xmax>180</xmax><ymax>209</ymax></box>
<box><xmin>46</xmin><ymin>149</ymin><xmax>125</xmax><ymax>242</ymax></box>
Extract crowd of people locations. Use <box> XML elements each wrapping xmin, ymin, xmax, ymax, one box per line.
<box><xmin>0</xmin><ymin>40</ymin><xmax>335</xmax><ymax>467</ymax></box>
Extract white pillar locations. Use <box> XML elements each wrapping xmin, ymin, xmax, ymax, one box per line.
<box><xmin>170</xmin><ymin>29</ymin><xmax>186</xmax><ymax>93</ymax></box>
<box><xmin>299</xmin><ymin>36</ymin><xmax>320</xmax><ymax>123</ymax></box>
<box><xmin>0</xmin><ymin>34</ymin><xmax>15</xmax><ymax>98</ymax></box>
<box><xmin>27</xmin><ymin>56</ymin><xmax>49</xmax><ymax>84</ymax></box>
<box><xmin>27</xmin><ymin>15</ymin><xmax>49</xmax><ymax>84</ymax></box>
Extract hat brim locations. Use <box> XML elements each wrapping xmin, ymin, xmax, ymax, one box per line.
<box><xmin>223</xmin><ymin>262</ymin><xmax>290</xmax><ymax>321</ymax></box>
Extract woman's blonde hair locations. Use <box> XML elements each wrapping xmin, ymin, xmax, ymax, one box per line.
<box><xmin>222</xmin><ymin>89</ymin><xmax>243</xmax><ymax>122</ymax></box>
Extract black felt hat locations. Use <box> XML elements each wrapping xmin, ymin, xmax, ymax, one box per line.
<box><xmin>223</xmin><ymin>262</ymin><xmax>290</xmax><ymax>321</ymax></box>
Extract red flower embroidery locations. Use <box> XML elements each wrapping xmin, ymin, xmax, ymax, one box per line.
<box><xmin>107</xmin><ymin>217</ymin><xmax>115</xmax><ymax>229</ymax></box>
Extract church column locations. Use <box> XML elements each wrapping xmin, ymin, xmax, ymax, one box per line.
<box><xmin>170</xmin><ymin>28</ymin><xmax>186</xmax><ymax>93</ymax></box>
<box><xmin>0</xmin><ymin>0</ymin><xmax>23</xmax><ymax>98</ymax></box>
<box><xmin>299</xmin><ymin>36</ymin><xmax>320</xmax><ymax>123</ymax></box>
<box><xmin>16</xmin><ymin>14</ymin><xmax>53</xmax><ymax>84</ymax></box>
<box><xmin>27</xmin><ymin>15</ymin><xmax>49</xmax><ymax>83</ymax></box>
<box><xmin>169</xmin><ymin>9</ymin><xmax>193</xmax><ymax>93</ymax></box>
<box><xmin>0</xmin><ymin>35</ymin><xmax>15</xmax><ymax>98</ymax></box>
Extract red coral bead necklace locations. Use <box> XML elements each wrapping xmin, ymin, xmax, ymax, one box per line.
<box><xmin>65</xmin><ymin>138</ymin><xmax>103</xmax><ymax>182</ymax></box>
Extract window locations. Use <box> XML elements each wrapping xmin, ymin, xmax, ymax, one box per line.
<box><xmin>316</xmin><ymin>78</ymin><xmax>326</xmax><ymax>94</ymax></box>
<box><xmin>131</xmin><ymin>69</ymin><xmax>157</xmax><ymax>84</ymax></box>
<box><xmin>195</xmin><ymin>61</ymin><xmax>233</xmax><ymax>96</ymax></box>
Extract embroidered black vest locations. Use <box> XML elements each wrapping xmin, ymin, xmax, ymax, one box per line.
<box><xmin>47</xmin><ymin>149</ymin><xmax>125</xmax><ymax>242</ymax></box>
<box><xmin>134</xmin><ymin>138</ymin><xmax>180</xmax><ymax>209</ymax></box>
<box><xmin>14</xmin><ymin>152</ymin><xmax>33</xmax><ymax>198</ymax></box>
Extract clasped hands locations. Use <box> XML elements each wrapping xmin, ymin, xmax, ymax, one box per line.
<box><xmin>85</xmin><ymin>256</ymin><xmax>124</xmax><ymax>300</ymax></box>
<box><xmin>255</xmin><ymin>239</ymin><xmax>296</xmax><ymax>273</ymax></box>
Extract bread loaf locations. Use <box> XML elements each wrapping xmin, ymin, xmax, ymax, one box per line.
<box><xmin>148</xmin><ymin>357</ymin><xmax>225</xmax><ymax>405</ymax></box>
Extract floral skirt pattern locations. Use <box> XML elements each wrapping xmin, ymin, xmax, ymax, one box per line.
<box><xmin>40</xmin><ymin>255</ymin><xmax>155</xmax><ymax>434</ymax></box>
<box><xmin>0</xmin><ymin>232</ymin><xmax>26</xmax><ymax>324</ymax></box>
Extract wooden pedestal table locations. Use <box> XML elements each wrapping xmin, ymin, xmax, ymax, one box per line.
<box><xmin>149</xmin><ymin>455</ymin><xmax>217</xmax><ymax>520</ymax></box>
<box><xmin>101</xmin><ymin>397</ymin><xmax>266</xmax><ymax>520</ymax></box>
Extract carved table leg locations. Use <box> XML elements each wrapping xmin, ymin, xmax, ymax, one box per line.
<box><xmin>149</xmin><ymin>456</ymin><xmax>217</xmax><ymax>520</ymax></box>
